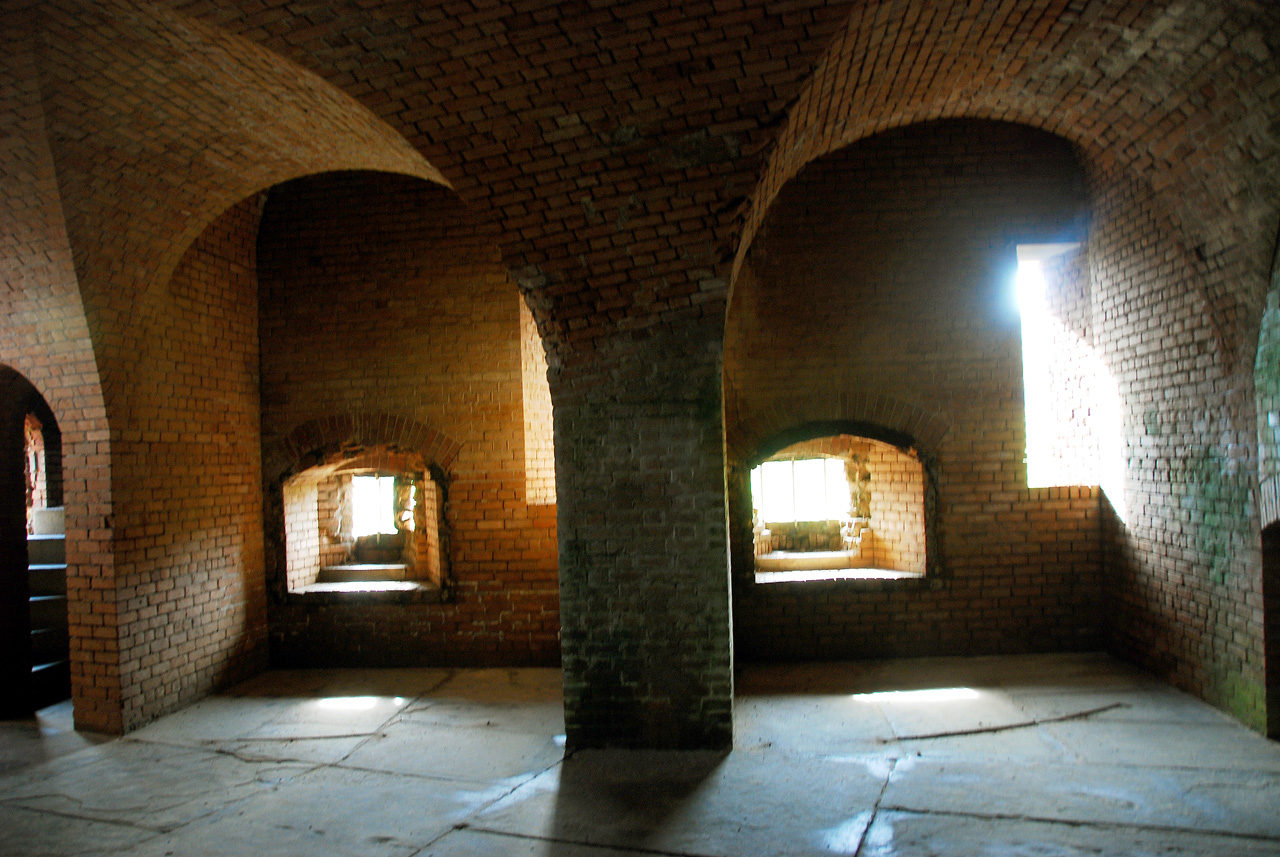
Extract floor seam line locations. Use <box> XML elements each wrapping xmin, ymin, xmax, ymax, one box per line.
<box><xmin>458</xmin><ymin>823</ymin><xmax>722</xmax><ymax>857</ymax></box>
<box><xmin>877</xmin><ymin>804</ymin><xmax>1280</xmax><ymax>842</ymax></box>
<box><xmin>853</xmin><ymin>754</ymin><xmax>899</xmax><ymax>857</ymax></box>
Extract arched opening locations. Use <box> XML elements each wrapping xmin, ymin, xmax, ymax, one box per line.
<box><xmin>0</xmin><ymin>367</ymin><xmax>66</xmax><ymax>716</ymax></box>
<box><xmin>1262</xmin><ymin>522</ymin><xmax>1280</xmax><ymax>739</ymax></box>
<box><xmin>727</xmin><ymin>119</ymin><xmax>1102</xmax><ymax>663</ymax></box>
<box><xmin>749</xmin><ymin>433</ymin><xmax>927</xmax><ymax>583</ymax></box>
<box><xmin>280</xmin><ymin>446</ymin><xmax>448</xmax><ymax>594</ymax></box>
<box><xmin>255</xmin><ymin>170</ymin><xmax>560</xmax><ymax>667</ymax></box>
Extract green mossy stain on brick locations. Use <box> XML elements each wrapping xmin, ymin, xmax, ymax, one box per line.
<box><xmin>1223</xmin><ymin>671</ymin><xmax>1267</xmax><ymax>732</ymax></box>
<box><xmin>1143</xmin><ymin>408</ymin><xmax>1161</xmax><ymax>436</ymax></box>
<box><xmin>1171</xmin><ymin>443</ymin><xmax>1248</xmax><ymax>585</ymax></box>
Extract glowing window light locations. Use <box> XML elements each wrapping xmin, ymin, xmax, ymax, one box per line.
<box><xmin>751</xmin><ymin>458</ymin><xmax>850</xmax><ymax>524</ymax></box>
<box><xmin>316</xmin><ymin>696</ymin><xmax>407</xmax><ymax>711</ymax></box>
<box><xmin>352</xmin><ymin>475</ymin><xmax>397</xmax><ymax>537</ymax></box>
<box><xmin>1015</xmin><ymin>247</ymin><xmax>1126</xmax><ymax>523</ymax></box>
<box><xmin>852</xmin><ymin>687</ymin><xmax>980</xmax><ymax>703</ymax></box>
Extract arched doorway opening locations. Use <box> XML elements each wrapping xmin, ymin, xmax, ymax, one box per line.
<box><xmin>0</xmin><ymin>366</ymin><xmax>66</xmax><ymax>716</ymax></box>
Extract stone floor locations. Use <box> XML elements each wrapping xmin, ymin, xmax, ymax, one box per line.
<box><xmin>2</xmin><ymin>653</ymin><xmax>1279</xmax><ymax>856</ymax></box>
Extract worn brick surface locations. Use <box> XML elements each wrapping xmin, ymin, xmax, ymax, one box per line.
<box><xmin>0</xmin><ymin>0</ymin><xmax>1276</xmax><ymax>741</ymax></box>
<box><xmin>257</xmin><ymin>171</ymin><xmax>559</xmax><ymax>668</ymax></box>
<box><xmin>727</xmin><ymin>120</ymin><xmax>1104</xmax><ymax>661</ymax></box>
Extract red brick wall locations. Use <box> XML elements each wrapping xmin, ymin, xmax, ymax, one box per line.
<box><xmin>0</xmin><ymin>10</ymin><xmax>116</xmax><ymax>731</ymax></box>
<box><xmin>865</xmin><ymin>442</ymin><xmax>926</xmax><ymax>573</ymax></box>
<box><xmin>24</xmin><ymin>413</ymin><xmax>46</xmax><ymax>528</ymax></box>
<box><xmin>107</xmin><ymin>196</ymin><xmax>269</xmax><ymax>729</ymax></box>
<box><xmin>1090</xmin><ymin>170</ymin><xmax>1267</xmax><ymax>730</ymax></box>
<box><xmin>283</xmin><ymin>479</ymin><xmax>321</xmax><ymax>590</ymax></box>
<box><xmin>521</xmin><ymin>298</ymin><xmax>556</xmax><ymax>506</ymax></box>
<box><xmin>727</xmin><ymin>120</ymin><xmax>1104</xmax><ymax>661</ymax></box>
<box><xmin>257</xmin><ymin>171</ymin><xmax>559</xmax><ymax>666</ymax></box>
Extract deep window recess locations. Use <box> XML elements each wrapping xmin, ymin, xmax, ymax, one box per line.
<box><xmin>750</xmin><ymin>436</ymin><xmax>925</xmax><ymax>583</ymax></box>
<box><xmin>283</xmin><ymin>458</ymin><xmax>445</xmax><ymax>594</ymax></box>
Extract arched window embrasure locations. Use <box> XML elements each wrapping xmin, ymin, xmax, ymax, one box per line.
<box><xmin>282</xmin><ymin>446</ymin><xmax>447</xmax><ymax>594</ymax></box>
<box><xmin>749</xmin><ymin>434</ymin><xmax>926</xmax><ymax>582</ymax></box>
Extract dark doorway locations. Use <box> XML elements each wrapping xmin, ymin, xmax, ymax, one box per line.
<box><xmin>1</xmin><ymin>366</ymin><xmax>66</xmax><ymax>717</ymax></box>
<box><xmin>1264</xmin><ymin>522</ymin><xmax>1280</xmax><ymax>739</ymax></box>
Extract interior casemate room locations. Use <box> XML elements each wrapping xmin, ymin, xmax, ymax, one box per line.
<box><xmin>2</xmin><ymin>0</ymin><xmax>1280</xmax><ymax>854</ymax></box>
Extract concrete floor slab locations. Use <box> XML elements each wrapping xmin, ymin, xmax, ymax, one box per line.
<box><xmin>341</xmin><ymin>720</ymin><xmax>564</xmax><ymax>784</ymax></box>
<box><xmin>861</xmin><ymin>808</ymin><xmax>1280</xmax><ymax>857</ymax></box>
<box><xmin>882</xmin><ymin>755</ymin><xmax>1280</xmax><ymax>838</ymax></box>
<box><xmin>119</xmin><ymin>765</ymin><xmax>511</xmax><ymax>857</ymax></box>
<box><xmin>419</xmin><ymin>827</ymin><xmax>650</xmax><ymax>857</ymax></box>
<box><xmin>2</xmin><ymin>654</ymin><xmax>1278</xmax><ymax>857</ymax></box>
<box><xmin>0</xmin><ymin>739</ymin><xmax>308</xmax><ymax>832</ymax></box>
<box><xmin>0</xmin><ymin>702</ymin><xmax>110</xmax><ymax>775</ymax></box>
<box><xmin>1006</xmin><ymin>685</ymin><xmax>1243</xmax><ymax>726</ymax></box>
<box><xmin>0</xmin><ymin>802</ymin><xmax>158</xmax><ymax>857</ymax></box>
<box><xmin>1045</xmin><ymin>719</ymin><xmax>1280</xmax><ymax>770</ymax></box>
<box><xmin>227</xmin><ymin>668</ymin><xmax>453</xmax><ymax>699</ymax></box>
<box><xmin>471</xmin><ymin>748</ymin><xmax>887</xmax><ymax>857</ymax></box>
<box><xmin>732</xmin><ymin>694</ymin><xmax>895</xmax><ymax>752</ymax></box>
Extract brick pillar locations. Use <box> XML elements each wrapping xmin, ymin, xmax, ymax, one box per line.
<box><xmin>555</xmin><ymin>325</ymin><xmax>733</xmax><ymax>750</ymax></box>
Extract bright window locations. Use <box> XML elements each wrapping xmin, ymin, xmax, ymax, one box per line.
<box><xmin>352</xmin><ymin>475</ymin><xmax>397</xmax><ymax>537</ymax></box>
<box><xmin>751</xmin><ymin>458</ymin><xmax>850</xmax><ymax>523</ymax></box>
<box><xmin>1016</xmin><ymin>244</ymin><xmax>1125</xmax><ymax>522</ymax></box>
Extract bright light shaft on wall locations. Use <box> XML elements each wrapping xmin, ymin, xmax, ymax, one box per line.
<box><xmin>1016</xmin><ymin>253</ymin><xmax>1127</xmax><ymax>523</ymax></box>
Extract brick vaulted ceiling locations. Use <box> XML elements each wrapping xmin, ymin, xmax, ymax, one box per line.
<box><xmin>26</xmin><ymin>0</ymin><xmax>1279</xmax><ymax>375</ymax></box>
<box><xmin>19</xmin><ymin>0</ymin><xmax>1276</xmax><ymax>377</ymax></box>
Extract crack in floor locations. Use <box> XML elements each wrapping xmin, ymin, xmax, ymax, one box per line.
<box><xmin>875</xmin><ymin>804</ymin><xmax>1280</xmax><ymax>843</ymax></box>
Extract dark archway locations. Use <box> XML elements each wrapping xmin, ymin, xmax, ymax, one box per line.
<box><xmin>1264</xmin><ymin>524</ymin><xmax>1280</xmax><ymax>739</ymax></box>
<box><xmin>0</xmin><ymin>365</ymin><xmax>65</xmax><ymax>716</ymax></box>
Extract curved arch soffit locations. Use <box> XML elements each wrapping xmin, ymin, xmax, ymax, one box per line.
<box><xmin>727</xmin><ymin>1</ymin><xmax>1277</xmax><ymax>349</ymax></box>
<box><xmin>262</xmin><ymin>413</ymin><xmax>463</xmax><ymax>489</ymax></box>
<box><xmin>36</xmin><ymin>0</ymin><xmax>450</xmax><ymax>304</ymax></box>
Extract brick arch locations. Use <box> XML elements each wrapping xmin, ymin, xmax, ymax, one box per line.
<box><xmin>0</xmin><ymin>8</ymin><xmax>117</xmax><ymax>729</ymax></box>
<box><xmin>34</xmin><ymin>0</ymin><xmax>448</xmax><ymax>350</ymax></box>
<box><xmin>733</xmin><ymin>0</ymin><xmax>1280</xmax><ymax>360</ymax></box>
<box><xmin>261</xmin><ymin>413</ymin><xmax>463</xmax><ymax>601</ymax></box>
<box><xmin>726</xmin><ymin>391</ymin><xmax>950</xmax><ymax>467</ymax></box>
<box><xmin>262</xmin><ymin>413</ymin><xmax>463</xmax><ymax>488</ymax></box>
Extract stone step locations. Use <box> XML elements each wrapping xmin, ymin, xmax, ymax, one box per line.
<box><xmin>27</xmin><ymin>534</ymin><xmax>65</xmax><ymax>565</ymax></box>
<box><xmin>31</xmin><ymin>506</ymin><xmax>65</xmax><ymax>535</ymax></box>
<box><xmin>31</xmin><ymin>626</ymin><xmax>69</xmax><ymax>663</ymax></box>
<box><xmin>319</xmin><ymin>563</ymin><xmax>409</xmax><ymax>582</ymax></box>
<box><xmin>29</xmin><ymin>594</ymin><xmax>68</xmax><ymax>630</ymax></box>
<box><xmin>755</xmin><ymin>550</ymin><xmax>870</xmax><ymax>571</ymax></box>
<box><xmin>29</xmin><ymin>564</ymin><xmax>67</xmax><ymax>597</ymax></box>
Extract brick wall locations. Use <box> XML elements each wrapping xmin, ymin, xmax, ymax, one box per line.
<box><xmin>23</xmin><ymin>413</ymin><xmax>46</xmax><ymax>527</ymax></box>
<box><xmin>865</xmin><ymin>442</ymin><xmax>927</xmax><ymax>573</ymax></box>
<box><xmin>1090</xmin><ymin>170</ymin><xmax>1267</xmax><ymax>730</ymax></box>
<box><xmin>257</xmin><ymin>171</ymin><xmax>559</xmax><ymax>667</ymax></box>
<box><xmin>104</xmin><ymin>196</ymin><xmax>270</xmax><ymax>729</ymax></box>
<box><xmin>283</xmin><ymin>480</ymin><xmax>320</xmax><ymax>590</ymax></box>
<box><xmin>727</xmin><ymin>120</ymin><xmax>1104</xmax><ymax>661</ymax></box>
<box><xmin>1</xmin><ymin>9</ymin><xmax>116</xmax><ymax>731</ymax></box>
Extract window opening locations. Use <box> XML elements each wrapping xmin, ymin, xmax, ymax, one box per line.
<box><xmin>352</xmin><ymin>474</ymin><xmax>397</xmax><ymax>537</ymax></box>
<box><xmin>1015</xmin><ymin>243</ymin><xmax>1125</xmax><ymax>522</ymax></box>
<box><xmin>750</xmin><ymin>436</ymin><xmax>925</xmax><ymax>583</ymax></box>
<box><xmin>282</xmin><ymin>455</ymin><xmax>446</xmax><ymax>595</ymax></box>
